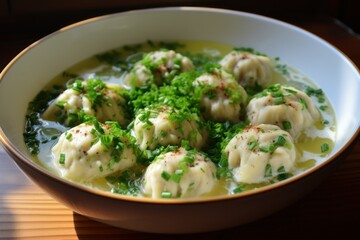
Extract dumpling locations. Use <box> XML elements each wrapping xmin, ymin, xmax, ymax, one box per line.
<box><xmin>220</xmin><ymin>51</ymin><xmax>272</xmax><ymax>88</ymax></box>
<box><xmin>193</xmin><ymin>69</ymin><xmax>248</xmax><ymax>123</ymax></box>
<box><xmin>123</xmin><ymin>50</ymin><xmax>194</xmax><ymax>88</ymax></box>
<box><xmin>133</xmin><ymin>105</ymin><xmax>207</xmax><ymax>151</ymax></box>
<box><xmin>142</xmin><ymin>147</ymin><xmax>217</xmax><ymax>198</ymax></box>
<box><xmin>224</xmin><ymin>124</ymin><xmax>296</xmax><ymax>183</ymax></box>
<box><xmin>51</xmin><ymin>122</ymin><xmax>136</xmax><ymax>181</ymax></box>
<box><xmin>246</xmin><ymin>84</ymin><xmax>320</xmax><ymax>139</ymax></box>
<box><xmin>43</xmin><ymin>79</ymin><xmax>128</xmax><ymax>127</ymax></box>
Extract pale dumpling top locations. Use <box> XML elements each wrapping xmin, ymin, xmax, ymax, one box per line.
<box><xmin>42</xmin><ymin>79</ymin><xmax>128</xmax><ymax>127</ymax></box>
<box><xmin>246</xmin><ymin>84</ymin><xmax>320</xmax><ymax>139</ymax></box>
<box><xmin>193</xmin><ymin>69</ymin><xmax>248</xmax><ymax>123</ymax></box>
<box><xmin>142</xmin><ymin>147</ymin><xmax>217</xmax><ymax>199</ymax></box>
<box><xmin>123</xmin><ymin>50</ymin><xmax>194</xmax><ymax>88</ymax></box>
<box><xmin>224</xmin><ymin>124</ymin><xmax>296</xmax><ymax>184</ymax></box>
<box><xmin>220</xmin><ymin>51</ymin><xmax>272</xmax><ymax>88</ymax></box>
<box><xmin>133</xmin><ymin>105</ymin><xmax>207</xmax><ymax>151</ymax></box>
<box><xmin>51</xmin><ymin>122</ymin><xmax>136</xmax><ymax>181</ymax></box>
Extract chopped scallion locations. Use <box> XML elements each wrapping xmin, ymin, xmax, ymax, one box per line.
<box><xmin>161</xmin><ymin>171</ymin><xmax>171</xmax><ymax>181</ymax></box>
<box><xmin>321</xmin><ymin>143</ymin><xmax>329</xmax><ymax>153</ymax></box>
<box><xmin>282</xmin><ymin>121</ymin><xmax>292</xmax><ymax>130</ymax></box>
<box><xmin>161</xmin><ymin>191</ymin><xmax>172</xmax><ymax>198</ymax></box>
<box><xmin>59</xmin><ymin>153</ymin><xmax>66</xmax><ymax>164</ymax></box>
<box><xmin>264</xmin><ymin>164</ymin><xmax>272</xmax><ymax>177</ymax></box>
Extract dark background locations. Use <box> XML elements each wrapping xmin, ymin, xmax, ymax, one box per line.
<box><xmin>1</xmin><ymin>0</ymin><xmax>360</xmax><ymax>70</ymax></box>
<box><xmin>1</xmin><ymin>0</ymin><xmax>360</xmax><ymax>35</ymax></box>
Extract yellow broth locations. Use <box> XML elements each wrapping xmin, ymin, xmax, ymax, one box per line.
<box><xmin>25</xmin><ymin>41</ymin><xmax>336</xmax><ymax>197</ymax></box>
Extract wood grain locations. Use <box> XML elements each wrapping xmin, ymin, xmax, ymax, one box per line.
<box><xmin>1</xmin><ymin>15</ymin><xmax>360</xmax><ymax>239</ymax></box>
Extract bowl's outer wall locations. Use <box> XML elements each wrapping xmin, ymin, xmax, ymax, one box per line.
<box><xmin>10</xmin><ymin>144</ymin><xmax>342</xmax><ymax>233</ymax></box>
<box><xmin>0</xmin><ymin>7</ymin><xmax>360</xmax><ymax>233</ymax></box>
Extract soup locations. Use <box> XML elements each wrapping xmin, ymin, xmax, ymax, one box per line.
<box><xmin>23</xmin><ymin>41</ymin><xmax>335</xmax><ymax>199</ymax></box>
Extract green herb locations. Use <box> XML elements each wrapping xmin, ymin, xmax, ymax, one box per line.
<box><xmin>274</xmin><ymin>135</ymin><xmax>287</xmax><ymax>146</ymax></box>
<box><xmin>161</xmin><ymin>171</ymin><xmax>171</xmax><ymax>181</ymax></box>
<box><xmin>96</xmin><ymin>50</ymin><xmax>122</xmax><ymax>65</ymax></box>
<box><xmin>71</xmin><ymin>80</ymin><xmax>84</xmax><ymax>92</ymax></box>
<box><xmin>277</xmin><ymin>166</ymin><xmax>286</xmax><ymax>173</ymax></box>
<box><xmin>320</xmin><ymin>105</ymin><xmax>328</xmax><ymax>111</ymax></box>
<box><xmin>322</xmin><ymin>119</ymin><xmax>329</xmax><ymax>125</ymax></box>
<box><xmin>65</xmin><ymin>133</ymin><xmax>72</xmax><ymax>140</ymax></box>
<box><xmin>161</xmin><ymin>191</ymin><xmax>172</xmax><ymax>198</ymax></box>
<box><xmin>282</xmin><ymin>121</ymin><xmax>292</xmax><ymax>130</ymax></box>
<box><xmin>160</xmin><ymin>130</ymin><xmax>167</xmax><ymax>137</ymax></box>
<box><xmin>268</xmin><ymin>143</ymin><xmax>277</xmax><ymax>154</ymax></box>
<box><xmin>233</xmin><ymin>183</ymin><xmax>246</xmax><ymax>194</ymax></box>
<box><xmin>23</xmin><ymin>85</ymin><xmax>65</xmax><ymax>154</ymax></box>
<box><xmin>183</xmin><ymin>155</ymin><xmax>195</xmax><ymax>164</ymax></box>
<box><xmin>321</xmin><ymin>143</ymin><xmax>329</xmax><ymax>153</ymax></box>
<box><xmin>275</xmin><ymin>64</ymin><xmax>289</xmax><ymax>76</ymax></box>
<box><xmin>264</xmin><ymin>163</ymin><xmax>272</xmax><ymax>177</ymax></box>
<box><xmin>259</xmin><ymin>146</ymin><xmax>269</xmax><ymax>153</ymax></box>
<box><xmin>59</xmin><ymin>153</ymin><xmax>66</xmax><ymax>164</ymax></box>
<box><xmin>62</xmin><ymin>71</ymin><xmax>79</xmax><ymax>79</ymax></box>
<box><xmin>305</xmin><ymin>86</ymin><xmax>325</xmax><ymax>104</ymax></box>
<box><xmin>84</xmin><ymin>78</ymin><xmax>108</xmax><ymax>107</ymax></box>
<box><xmin>299</xmin><ymin>98</ymin><xmax>308</xmax><ymax>109</ymax></box>
<box><xmin>100</xmin><ymin>135</ymin><xmax>113</xmax><ymax>149</ymax></box>
<box><xmin>171</xmin><ymin>171</ymin><xmax>183</xmax><ymax>184</ymax></box>
<box><xmin>248</xmin><ymin>140</ymin><xmax>258</xmax><ymax>151</ymax></box>
<box><xmin>273</xmin><ymin>96</ymin><xmax>284</xmax><ymax>105</ymax></box>
<box><xmin>277</xmin><ymin>173</ymin><xmax>293</xmax><ymax>181</ymax></box>
<box><xmin>108</xmin><ymin>169</ymin><xmax>142</xmax><ymax>196</ymax></box>
<box><xmin>55</xmin><ymin>100</ymin><xmax>67</xmax><ymax>109</ymax></box>
<box><xmin>233</xmin><ymin>47</ymin><xmax>266</xmax><ymax>56</ymax></box>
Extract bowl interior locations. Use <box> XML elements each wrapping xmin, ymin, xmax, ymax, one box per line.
<box><xmin>1</xmin><ymin>7</ymin><xmax>360</xmax><ymax>187</ymax></box>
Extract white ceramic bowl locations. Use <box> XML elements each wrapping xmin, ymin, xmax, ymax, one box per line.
<box><xmin>1</xmin><ymin>7</ymin><xmax>360</xmax><ymax>233</ymax></box>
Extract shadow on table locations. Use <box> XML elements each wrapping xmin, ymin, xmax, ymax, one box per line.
<box><xmin>72</xmin><ymin>212</ymin><xmax>223</xmax><ymax>240</ymax></box>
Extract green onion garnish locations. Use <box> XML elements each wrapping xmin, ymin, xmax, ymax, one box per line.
<box><xmin>161</xmin><ymin>171</ymin><xmax>171</xmax><ymax>181</ymax></box>
<box><xmin>161</xmin><ymin>191</ymin><xmax>172</xmax><ymax>198</ymax></box>
<box><xmin>264</xmin><ymin>164</ymin><xmax>272</xmax><ymax>177</ymax></box>
<box><xmin>282</xmin><ymin>121</ymin><xmax>292</xmax><ymax>130</ymax></box>
<box><xmin>321</xmin><ymin>143</ymin><xmax>329</xmax><ymax>153</ymax></box>
<box><xmin>59</xmin><ymin>153</ymin><xmax>66</xmax><ymax>164</ymax></box>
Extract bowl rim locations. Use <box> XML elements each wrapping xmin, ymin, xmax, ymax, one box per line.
<box><xmin>1</xmin><ymin>6</ymin><xmax>360</xmax><ymax>205</ymax></box>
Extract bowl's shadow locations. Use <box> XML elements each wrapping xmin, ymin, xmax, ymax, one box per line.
<box><xmin>72</xmin><ymin>212</ymin><xmax>223</xmax><ymax>239</ymax></box>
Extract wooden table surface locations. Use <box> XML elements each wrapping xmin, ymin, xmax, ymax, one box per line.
<box><xmin>1</xmin><ymin>13</ymin><xmax>360</xmax><ymax>239</ymax></box>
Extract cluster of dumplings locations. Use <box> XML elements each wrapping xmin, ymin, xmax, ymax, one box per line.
<box><xmin>44</xmin><ymin>48</ymin><xmax>320</xmax><ymax>199</ymax></box>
